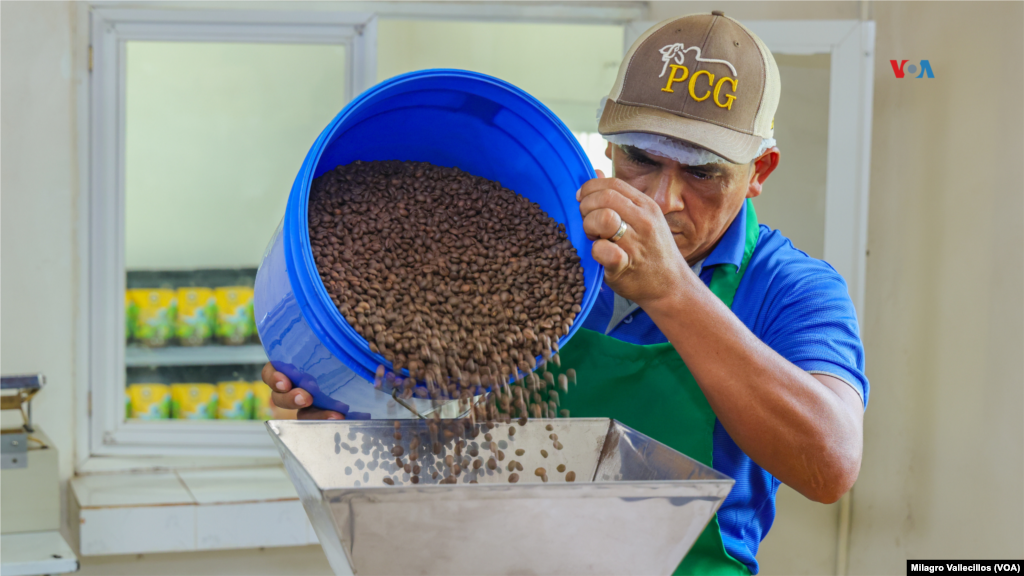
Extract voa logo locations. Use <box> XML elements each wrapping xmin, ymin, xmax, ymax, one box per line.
<box><xmin>890</xmin><ymin>59</ymin><xmax>935</xmax><ymax>78</ymax></box>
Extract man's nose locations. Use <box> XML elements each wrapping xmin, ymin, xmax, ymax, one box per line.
<box><xmin>649</xmin><ymin>171</ymin><xmax>685</xmax><ymax>214</ymax></box>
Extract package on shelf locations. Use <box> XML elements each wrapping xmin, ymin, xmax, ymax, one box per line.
<box><xmin>214</xmin><ymin>287</ymin><xmax>255</xmax><ymax>345</ymax></box>
<box><xmin>217</xmin><ymin>380</ymin><xmax>254</xmax><ymax>419</ymax></box>
<box><xmin>176</xmin><ymin>287</ymin><xmax>217</xmax><ymax>346</ymax></box>
<box><xmin>170</xmin><ymin>383</ymin><xmax>218</xmax><ymax>419</ymax></box>
<box><xmin>128</xmin><ymin>383</ymin><xmax>171</xmax><ymax>420</ymax></box>
<box><xmin>125</xmin><ymin>293</ymin><xmax>138</xmax><ymax>343</ymax></box>
<box><xmin>128</xmin><ymin>288</ymin><xmax>177</xmax><ymax>347</ymax></box>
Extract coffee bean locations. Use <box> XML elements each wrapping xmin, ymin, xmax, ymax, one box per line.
<box><xmin>391</xmin><ymin>446</ymin><xmax>404</xmax><ymax>457</ymax></box>
<box><xmin>515</xmin><ymin>448</ymin><xmax>525</xmax><ymax>456</ymax></box>
<box><xmin>308</xmin><ymin>160</ymin><xmax>585</xmax><ymax>397</ymax></box>
<box><xmin>557</xmin><ymin>464</ymin><xmax>566</xmax><ymax>473</ymax></box>
<box><xmin>473</xmin><ymin>458</ymin><xmax>483</xmax><ymax>470</ymax></box>
<box><xmin>553</xmin><ymin>440</ymin><xmax>563</xmax><ymax>450</ymax></box>
<box><xmin>411</xmin><ymin>475</ymin><xmax>420</xmax><ymax>484</ymax></box>
<box><xmin>565</xmin><ymin>471</ymin><xmax>576</xmax><ymax>482</ymax></box>
<box><xmin>535</xmin><ymin>467</ymin><xmax>546</xmax><ymax>477</ymax></box>
<box><xmin>383</xmin><ymin>477</ymin><xmax>394</xmax><ymax>485</ymax></box>
<box><xmin>508</xmin><ymin>473</ymin><xmax>520</xmax><ymax>483</ymax></box>
<box><xmin>541</xmin><ymin>474</ymin><xmax>549</xmax><ymax>483</ymax></box>
<box><xmin>545</xmin><ymin>424</ymin><xmax>554</xmax><ymax>431</ymax></box>
<box><xmin>497</xmin><ymin>450</ymin><xmax>505</xmax><ymax>461</ymax></box>
<box><xmin>540</xmin><ymin>450</ymin><xmax>548</xmax><ymax>458</ymax></box>
<box><xmin>487</xmin><ymin>458</ymin><xmax>497</xmax><ymax>470</ymax></box>
<box><xmin>508</xmin><ymin>426</ymin><xmax>516</xmax><ymax>437</ymax></box>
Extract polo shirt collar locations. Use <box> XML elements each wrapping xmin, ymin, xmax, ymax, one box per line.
<box><xmin>701</xmin><ymin>200</ymin><xmax>747</xmax><ymax>272</ymax></box>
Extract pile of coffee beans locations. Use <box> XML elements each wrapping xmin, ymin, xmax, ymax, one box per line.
<box><xmin>309</xmin><ymin>160</ymin><xmax>584</xmax><ymax>407</ymax></box>
<box><xmin>310</xmin><ymin>160</ymin><xmax>588</xmax><ymax>484</ymax></box>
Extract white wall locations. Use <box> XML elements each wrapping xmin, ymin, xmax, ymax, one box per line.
<box><xmin>0</xmin><ymin>0</ymin><xmax>79</xmax><ymax>500</ymax></box>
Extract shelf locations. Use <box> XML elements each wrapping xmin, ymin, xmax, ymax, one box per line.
<box><xmin>125</xmin><ymin>344</ymin><xmax>267</xmax><ymax>367</ymax></box>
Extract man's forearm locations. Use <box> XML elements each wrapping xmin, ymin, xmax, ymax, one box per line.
<box><xmin>642</xmin><ymin>272</ymin><xmax>863</xmax><ymax>503</ymax></box>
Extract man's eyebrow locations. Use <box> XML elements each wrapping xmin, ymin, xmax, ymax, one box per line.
<box><xmin>688</xmin><ymin>163</ymin><xmax>726</xmax><ymax>174</ymax></box>
<box><xmin>621</xmin><ymin>144</ymin><xmax>727</xmax><ymax>172</ymax></box>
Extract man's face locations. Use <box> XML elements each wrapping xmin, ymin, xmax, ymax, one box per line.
<box><xmin>606</xmin><ymin>142</ymin><xmax>777</xmax><ymax>264</ymax></box>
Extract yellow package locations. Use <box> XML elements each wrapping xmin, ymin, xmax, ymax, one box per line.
<box><xmin>170</xmin><ymin>383</ymin><xmax>218</xmax><ymax>419</ymax></box>
<box><xmin>130</xmin><ymin>289</ymin><xmax>177</xmax><ymax>347</ymax></box>
<box><xmin>214</xmin><ymin>287</ymin><xmax>255</xmax><ymax>345</ymax></box>
<box><xmin>125</xmin><ymin>293</ymin><xmax>138</xmax><ymax>342</ymax></box>
<box><xmin>128</xmin><ymin>384</ymin><xmax>171</xmax><ymax>420</ymax></box>
<box><xmin>217</xmin><ymin>381</ymin><xmax>254</xmax><ymax>420</ymax></box>
<box><xmin>251</xmin><ymin>381</ymin><xmax>275</xmax><ymax>420</ymax></box>
<box><xmin>176</xmin><ymin>287</ymin><xmax>216</xmax><ymax>346</ymax></box>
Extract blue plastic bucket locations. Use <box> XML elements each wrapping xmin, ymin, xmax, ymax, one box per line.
<box><xmin>254</xmin><ymin>70</ymin><xmax>600</xmax><ymax>419</ymax></box>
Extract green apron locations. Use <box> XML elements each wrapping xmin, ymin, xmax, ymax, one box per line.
<box><xmin>556</xmin><ymin>199</ymin><xmax>760</xmax><ymax>576</ymax></box>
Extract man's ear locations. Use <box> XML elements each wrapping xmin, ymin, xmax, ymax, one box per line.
<box><xmin>746</xmin><ymin>147</ymin><xmax>780</xmax><ymax>199</ymax></box>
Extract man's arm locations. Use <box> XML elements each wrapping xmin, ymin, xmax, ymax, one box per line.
<box><xmin>644</xmin><ymin>271</ymin><xmax>863</xmax><ymax>503</ymax></box>
<box><xmin>578</xmin><ymin>174</ymin><xmax>863</xmax><ymax>503</ymax></box>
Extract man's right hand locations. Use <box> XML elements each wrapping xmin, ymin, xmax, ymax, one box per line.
<box><xmin>261</xmin><ymin>363</ymin><xmax>345</xmax><ymax>420</ymax></box>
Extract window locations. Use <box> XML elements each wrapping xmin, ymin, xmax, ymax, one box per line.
<box><xmin>87</xmin><ymin>9</ymin><xmax>376</xmax><ymax>456</ymax></box>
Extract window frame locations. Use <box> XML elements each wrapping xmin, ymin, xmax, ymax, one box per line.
<box><xmin>76</xmin><ymin>2</ymin><xmax>646</xmax><ymax>467</ymax></box>
<box><xmin>84</xmin><ymin>7</ymin><xmax>378</xmax><ymax>459</ymax></box>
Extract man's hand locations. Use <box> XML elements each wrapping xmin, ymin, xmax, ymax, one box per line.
<box><xmin>260</xmin><ymin>363</ymin><xmax>345</xmax><ymax>420</ymax></box>
<box><xmin>578</xmin><ymin>170</ymin><xmax>692</xmax><ymax>306</ymax></box>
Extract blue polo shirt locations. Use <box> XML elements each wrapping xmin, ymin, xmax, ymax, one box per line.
<box><xmin>580</xmin><ymin>201</ymin><xmax>868</xmax><ymax>574</ymax></box>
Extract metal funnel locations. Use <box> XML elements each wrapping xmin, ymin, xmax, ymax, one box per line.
<box><xmin>268</xmin><ymin>418</ymin><xmax>733</xmax><ymax>576</ymax></box>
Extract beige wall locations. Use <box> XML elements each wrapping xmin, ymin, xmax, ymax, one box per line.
<box><xmin>853</xmin><ymin>1</ymin><xmax>1024</xmax><ymax>572</ymax></box>
<box><xmin>1</xmin><ymin>2</ymin><xmax>1021</xmax><ymax>575</ymax></box>
<box><xmin>0</xmin><ymin>0</ymin><xmax>79</xmax><ymax>495</ymax></box>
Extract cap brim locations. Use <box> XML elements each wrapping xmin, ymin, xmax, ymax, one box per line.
<box><xmin>598</xmin><ymin>99</ymin><xmax>763</xmax><ymax>164</ymax></box>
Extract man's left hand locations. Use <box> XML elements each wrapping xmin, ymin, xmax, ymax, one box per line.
<box><xmin>578</xmin><ymin>170</ymin><xmax>692</xmax><ymax>306</ymax></box>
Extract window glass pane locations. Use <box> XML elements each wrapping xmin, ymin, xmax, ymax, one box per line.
<box><xmin>125</xmin><ymin>41</ymin><xmax>346</xmax><ymax>270</ymax></box>
<box><xmin>123</xmin><ymin>41</ymin><xmax>345</xmax><ymax>423</ymax></box>
<box><xmin>378</xmin><ymin>20</ymin><xmax>620</xmax><ymax>173</ymax></box>
<box><xmin>751</xmin><ymin>53</ymin><xmax>831</xmax><ymax>260</ymax></box>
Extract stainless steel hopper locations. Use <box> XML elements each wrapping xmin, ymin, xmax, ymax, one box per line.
<box><xmin>268</xmin><ymin>418</ymin><xmax>733</xmax><ymax>576</ymax></box>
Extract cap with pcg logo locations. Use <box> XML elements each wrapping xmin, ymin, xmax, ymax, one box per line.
<box><xmin>599</xmin><ymin>11</ymin><xmax>780</xmax><ymax>164</ymax></box>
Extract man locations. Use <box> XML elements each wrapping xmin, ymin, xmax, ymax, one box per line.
<box><xmin>263</xmin><ymin>12</ymin><xmax>867</xmax><ymax>575</ymax></box>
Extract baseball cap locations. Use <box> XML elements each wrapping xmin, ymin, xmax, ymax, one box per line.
<box><xmin>599</xmin><ymin>11</ymin><xmax>781</xmax><ymax>164</ymax></box>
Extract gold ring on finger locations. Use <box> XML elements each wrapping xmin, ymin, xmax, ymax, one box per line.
<box><xmin>610</xmin><ymin>219</ymin><xmax>628</xmax><ymax>243</ymax></box>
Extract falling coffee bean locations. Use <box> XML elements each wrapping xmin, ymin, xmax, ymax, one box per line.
<box><xmin>508</xmin><ymin>473</ymin><xmax>520</xmax><ymax>484</ymax></box>
<box><xmin>557</xmin><ymin>464</ymin><xmax>566</xmax><ymax>473</ymax></box>
<box><xmin>487</xmin><ymin>458</ymin><xmax>497</xmax><ymax>470</ymax></box>
<box><xmin>383</xmin><ymin>477</ymin><xmax>394</xmax><ymax>486</ymax></box>
<box><xmin>540</xmin><ymin>450</ymin><xmax>548</xmax><ymax>458</ymax></box>
<box><xmin>515</xmin><ymin>448</ymin><xmax>525</xmax><ymax>457</ymax></box>
<box><xmin>535</xmin><ymin>467</ymin><xmax>546</xmax><ymax>477</ymax></box>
